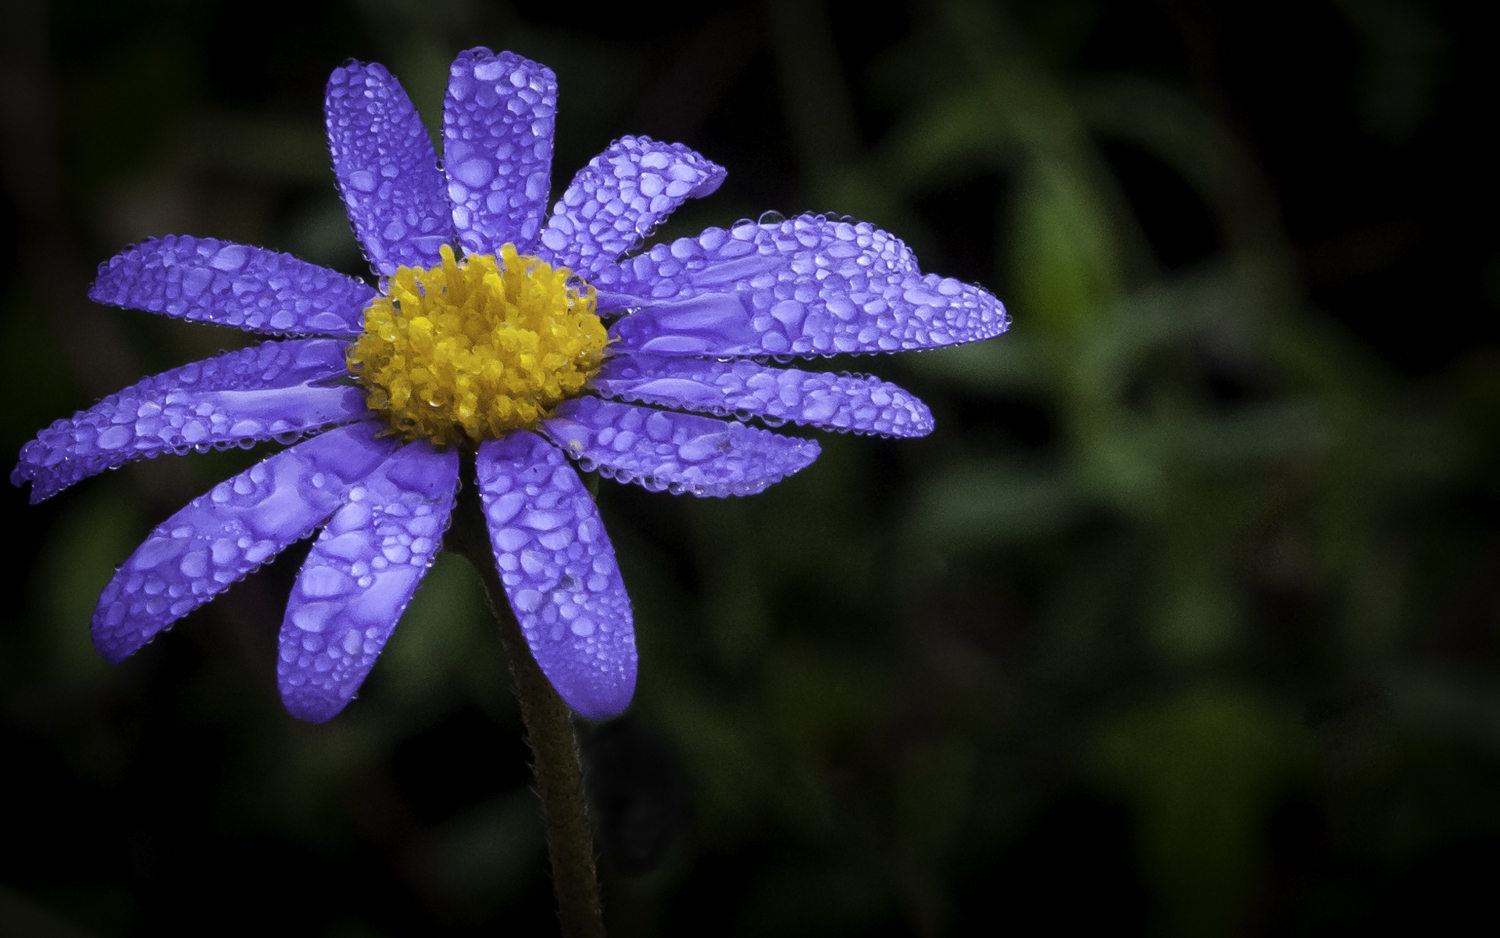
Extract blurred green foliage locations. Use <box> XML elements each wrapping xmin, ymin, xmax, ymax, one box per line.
<box><xmin>3</xmin><ymin>0</ymin><xmax>1499</xmax><ymax>935</ymax></box>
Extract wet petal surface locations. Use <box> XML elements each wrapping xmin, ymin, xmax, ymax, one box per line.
<box><xmin>478</xmin><ymin>431</ymin><xmax>635</xmax><ymax>719</ymax></box>
<box><xmin>593</xmin><ymin>354</ymin><xmax>934</xmax><ymax>438</ymax></box>
<box><xmin>599</xmin><ymin>215</ymin><xmax>1008</xmax><ymax>356</ymax></box>
<box><xmin>90</xmin><ymin>237</ymin><xmax>373</xmax><ymax>335</ymax></box>
<box><xmin>13</xmin><ymin>338</ymin><xmax>366</xmax><ymax>503</ymax></box>
<box><xmin>279</xmin><ymin>442</ymin><xmax>459</xmax><ymax>723</ymax></box>
<box><xmin>542</xmin><ymin>397</ymin><xmax>820</xmax><ymax>497</ymax></box>
<box><xmin>327</xmin><ymin>61</ymin><xmax>453</xmax><ymax>275</ymax></box>
<box><xmin>443</xmin><ymin>49</ymin><xmax>556</xmax><ymax>256</ymax></box>
<box><xmin>92</xmin><ymin>424</ymin><xmax>397</xmax><ymax>663</ymax></box>
<box><xmin>538</xmin><ymin>136</ymin><xmax>725</xmax><ymax>278</ymax></box>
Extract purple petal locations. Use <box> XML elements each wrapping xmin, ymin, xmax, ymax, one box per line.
<box><xmin>538</xmin><ymin>136</ymin><xmax>725</xmax><ymax>278</ymax></box>
<box><xmin>89</xmin><ymin>236</ymin><xmax>373</xmax><ymax>335</ymax></box>
<box><xmin>477</xmin><ymin>431</ymin><xmax>635</xmax><ymax>720</ymax></box>
<box><xmin>592</xmin><ymin>354</ymin><xmax>934</xmax><ymax>438</ymax></box>
<box><xmin>279</xmin><ymin>442</ymin><xmax>459</xmax><ymax>723</ymax></box>
<box><xmin>12</xmin><ymin>339</ymin><xmax>366</xmax><ymax>504</ymax></box>
<box><xmin>92</xmin><ymin>424</ymin><xmax>397</xmax><ymax>664</ymax></box>
<box><xmin>541</xmin><ymin>397</ymin><xmax>820</xmax><ymax>497</ymax></box>
<box><xmin>443</xmin><ymin>48</ymin><xmax>556</xmax><ymax>256</ymax></box>
<box><xmin>327</xmin><ymin>61</ymin><xmax>454</xmax><ymax>275</ymax></box>
<box><xmin>598</xmin><ymin>215</ymin><xmax>1008</xmax><ymax>357</ymax></box>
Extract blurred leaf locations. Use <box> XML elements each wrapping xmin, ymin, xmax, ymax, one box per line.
<box><xmin>912</xmin><ymin>461</ymin><xmax>1083</xmax><ymax>547</ymax></box>
<box><xmin>167</xmin><ymin>114</ymin><xmax>330</xmax><ymax>181</ymax></box>
<box><xmin>1388</xmin><ymin>669</ymin><xmax>1500</xmax><ymax>754</ymax></box>
<box><xmin>1011</xmin><ymin>158</ymin><xmax>1125</xmax><ymax>334</ymax></box>
<box><xmin>895</xmin><ymin>736</ymin><xmax>976</xmax><ymax>865</ymax></box>
<box><xmin>765</xmin><ymin>644</ymin><xmax>891</xmax><ymax>764</ymax></box>
<box><xmin>32</xmin><ymin>484</ymin><xmax>142</xmax><ymax>679</ymax></box>
<box><xmin>900</xmin><ymin>331</ymin><xmax>1057</xmax><ymax>392</ymax></box>
<box><xmin>1147</xmin><ymin>553</ymin><xmax>1239</xmax><ymax>664</ymax></box>
<box><xmin>1075</xmin><ymin>76</ymin><xmax>1275</xmax><ymax>251</ymax></box>
<box><xmin>1330</xmin><ymin>0</ymin><xmax>1446</xmax><ymax>143</ymax></box>
<box><xmin>1093</xmin><ymin>688</ymin><xmax>1312</xmax><ymax>938</ymax></box>
<box><xmin>886</xmin><ymin>64</ymin><xmax>1087</xmax><ymax>179</ymax></box>
<box><xmin>377</xmin><ymin>552</ymin><xmax>492</xmax><ymax>709</ymax></box>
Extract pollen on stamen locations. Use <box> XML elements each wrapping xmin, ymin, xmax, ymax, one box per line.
<box><xmin>347</xmin><ymin>243</ymin><xmax>608</xmax><ymax>446</ymax></box>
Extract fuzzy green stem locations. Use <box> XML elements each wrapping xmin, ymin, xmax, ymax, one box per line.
<box><xmin>449</xmin><ymin>469</ymin><xmax>606</xmax><ymax>938</ymax></box>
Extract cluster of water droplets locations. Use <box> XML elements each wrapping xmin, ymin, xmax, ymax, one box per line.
<box><xmin>90</xmin><ymin>235</ymin><xmax>370</xmax><ymax>336</ymax></box>
<box><xmin>91</xmin><ymin>425</ymin><xmax>400</xmax><ymax>664</ymax></box>
<box><xmin>477</xmin><ymin>433</ymin><xmax>634</xmax><ymax>720</ymax></box>
<box><xmin>592</xmin><ymin>353</ymin><xmax>935</xmax><ymax>438</ymax></box>
<box><xmin>12</xmin><ymin>339</ymin><xmax>366</xmax><ymax>503</ymax></box>
<box><xmin>327</xmin><ymin>62</ymin><xmax>455</xmax><ymax>274</ymax></box>
<box><xmin>593</xmin><ymin>213</ymin><xmax>1007</xmax><ymax>358</ymax></box>
<box><xmin>443</xmin><ymin>49</ymin><xmax>556</xmax><ymax>255</ymax></box>
<box><xmin>538</xmin><ymin>136</ymin><xmax>725</xmax><ymax>278</ymax></box>
<box><xmin>279</xmin><ymin>444</ymin><xmax>460</xmax><ymax>723</ymax></box>
<box><xmin>541</xmin><ymin>396</ymin><xmax>819</xmax><ymax>498</ymax></box>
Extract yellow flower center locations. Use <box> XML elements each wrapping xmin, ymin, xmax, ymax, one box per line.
<box><xmin>347</xmin><ymin>243</ymin><xmax>607</xmax><ymax>446</ymax></box>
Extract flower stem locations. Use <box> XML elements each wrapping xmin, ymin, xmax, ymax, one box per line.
<box><xmin>449</xmin><ymin>468</ymin><xmax>606</xmax><ymax>938</ymax></box>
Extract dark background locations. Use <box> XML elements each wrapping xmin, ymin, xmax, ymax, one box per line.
<box><xmin>3</xmin><ymin>0</ymin><xmax>1500</xmax><ymax>934</ymax></box>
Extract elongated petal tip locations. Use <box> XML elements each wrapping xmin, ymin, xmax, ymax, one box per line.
<box><xmin>601</xmin><ymin>214</ymin><xmax>1007</xmax><ymax>357</ymax></box>
<box><xmin>90</xmin><ymin>424</ymin><xmax>398</xmax><ymax>665</ymax></box>
<box><xmin>284</xmin><ymin>694</ymin><xmax>345</xmax><ymax>724</ymax></box>
<box><xmin>566</xmin><ymin>678</ymin><xmax>636</xmax><ymax>722</ymax></box>
<box><xmin>327</xmin><ymin>62</ymin><xmax>453</xmax><ymax>274</ymax></box>
<box><xmin>477</xmin><ymin>432</ymin><xmax>638</xmax><ymax>719</ymax></box>
<box><xmin>593</xmin><ymin>354</ymin><xmax>936</xmax><ymax>438</ymax></box>
<box><xmin>278</xmin><ymin>443</ymin><xmax>460</xmax><ymax>723</ymax></box>
<box><xmin>543</xmin><ymin>397</ymin><xmax>821</xmax><ymax>497</ymax></box>
<box><xmin>444</xmin><ymin>48</ymin><xmax>557</xmax><ymax>255</ymax></box>
<box><xmin>12</xmin><ymin>338</ymin><xmax>363</xmax><ymax>503</ymax></box>
<box><xmin>89</xmin><ymin>236</ymin><xmax>373</xmax><ymax>335</ymax></box>
<box><xmin>540</xmin><ymin>136</ymin><xmax>727</xmax><ymax>276</ymax></box>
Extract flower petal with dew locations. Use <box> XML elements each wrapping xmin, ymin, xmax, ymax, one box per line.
<box><xmin>280</xmin><ymin>441</ymin><xmax>459</xmax><ymax>722</ymax></box>
<box><xmin>443</xmin><ymin>49</ymin><xmax>557</xmax><ymax>255</ymax></box>
<box><xmin>11</xmin><ymin>338</ymin><xmax>366</xmax><ymax>504</ymax></box>
<box><xmin>478</xmin><ymin>432</ymin><xmax>634</xmax><ymax>720</ymax></box>
<box><xmin>13</xmin><ymin>47</ymin><xmax>1008</xmax><ymax>723</ymax></box>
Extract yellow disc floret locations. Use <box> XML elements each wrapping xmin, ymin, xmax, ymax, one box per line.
<box><xmin>348</xmin><ymin>243</ymin><xmax>608</xmax><ymax>446</ymax></box>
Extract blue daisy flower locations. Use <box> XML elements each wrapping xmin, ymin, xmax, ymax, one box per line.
<box><xmin>11</xmin><ymin>49</ymin><xmax>1007</xmax><ymax>723</ymax></box>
